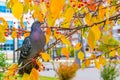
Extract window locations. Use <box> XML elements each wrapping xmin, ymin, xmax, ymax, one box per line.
<box><xmin>0</xmin><ymin>5</ymin><xmax>11</xmax><ymax>13</ymax></box>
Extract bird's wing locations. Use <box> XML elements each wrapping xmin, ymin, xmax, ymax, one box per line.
<box><xmin>20</xmin><ymin>37</ymin><xmax>32</xmax><ymax>58</ymax></box>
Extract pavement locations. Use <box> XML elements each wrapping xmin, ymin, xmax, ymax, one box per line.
<box><xmin>39</xmin><ymin>62</ymin><xmax>120</xmax><ymax>80</ymax></box>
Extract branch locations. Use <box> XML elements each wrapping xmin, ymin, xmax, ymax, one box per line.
<box><xmin>83</xmin><ymin>46</ymin><xmax>120</xmax><ymax>62</ymax></box>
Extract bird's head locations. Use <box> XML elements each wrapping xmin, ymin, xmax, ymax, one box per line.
<box><xmin>31</xmin><ymin>21</ymin><xmax>43</xmax><ymax>32</ymax></box>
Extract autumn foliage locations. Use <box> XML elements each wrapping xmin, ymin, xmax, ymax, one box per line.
<box><xmin>0</xmin><ymin>0</ymin><xmax>120</xmax><ymax>80</ymax></box>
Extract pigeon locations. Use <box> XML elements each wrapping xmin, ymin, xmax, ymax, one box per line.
<box><xmin>17</xmin><ymin>21</ymin><xmax>46</xmax><ymax>74</ymax></box>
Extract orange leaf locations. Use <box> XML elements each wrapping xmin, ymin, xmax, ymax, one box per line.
<box><xmin>61</xmin><ymin>47</ymin><xmax>69</xmax><ymax>59</ymax></box>
<box><xmin>30</xmin><ymin>68</ymin><xmax>39</xmax><ymax>80</ymax></box>
<box><xmin>46</xmin><ymin>28</ymin><xmax>51</xmax><ymax>36</ymax></box>
<box><xmin>24</xmin><ymin>32</ymin><xmax>30</xmax><ymax>38</ymax></box>
<box><xmin>75</xmin><ymin>42</ymin><xmax>82</xmax><ymax>50</ymax></box>
<box><xmin>88</xmin><ymin>4</ymin><xmax>96</xmax><ymax>11</ymax></box>
<box><xmin>41</xmin><ymin>52</ymin><xmax>51</xmax><ymax>62</ymax></box>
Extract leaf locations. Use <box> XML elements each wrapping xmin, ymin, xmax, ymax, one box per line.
<box><xmin>8</xmin><ymin>64</ymin><xmax>18</xmax><ymax>71</ymax></box>
<box><xmin>30</xmin><ymin>68</ymin><xmax>39</xmax><ymax>80</ymax></box>
<box><xmin>94</xmin><ymin>59</ymin><xmax>100</xmax><ymax>69</ymax></box>
<box><xmin>46</xmin><ymin>28</ymin><xmax>51</xmax><ymax>36</ymax></box>
<box><xmin>81</xmin><ymin>62</ymin><xmax>85</xmax><ymax>70</ymax></box>
<box><xmin>84</xmin><ymin>59</ymin><xmax>91</xmax><ymax>67</ymax></box>
<box><xmin>110</xmin><ymin>6</ymin><xmax>116</xmax><ymax>16</ymax></box>
<box><xmin>54</xmin><ymin>30</ymin><xmax>61</xmax><ymax>39</ymax></box>
<box><xmin>61</xmin><ymin>47</ymin><xmax>69</xmax><ymax>59</ymax></box>
<box><xmin>88</xmin><ymin>4</ymin><xmax>96</xmax><ymax>12</ymax></box>
<box><xmin>87</xmin><ymin>29</ymin><xmax>95</xmax><ymax>49</ymax></box>
<box><xmin>36</xmin><ymin>60</ymin><xmax>44</xmax><ymax>71</ymax></box>
<box><xmin>41</xmin><ymin>52</ymin><xmax>51</xmax><ymax>62</ymax></box>
<box><xmin>91</xmin><ymin>25</ymin><xmax>101</xmax><ymax>40</ymax></box>
<box><xmin>75</xmin><ymin>42</ymin><xmax>82</xmax><ymax>50</ymax></box>
<box><xmin>99</xmin><ymin>56</ymin><xmax>106</xmax><ymax>66</ymax></box>
<box><xmin>50</xmin><ymin>0</ymin><xmax>65</xmax><ymax>19</ymax></box>
<box><xmin>85</xmin><ymin>13</ymin><xmax>92</xmax><ymax>26</ymax></box>
<box><xmin>98</xmin><ymin>6</ymin><xmax>105</xmax><ymax>21</ymax></box>
<box><xmin>61</xmin><ymin>35</ymin><xmax>71</xmax><ymax>45</ymax></box>
<box><xmin>12</xmin><ymin>1</ymin><xmax>23</xmax><ymax>19</ymax></box>
<box><xmin>46</xmin><ymin>15</ymin><xmax>56</xmax><ymax>27</ymax></box>
<box><xmin>22</xmin><ymin>73</ymin><xmax>30</xmax><ymax>80</ymax></box>
<box><xmin>46</xmin><ymin>34</ymin><xmax>50</xmax><ymax>44</ymax></box>
<box><xmin>40</xmin><ymin>2</ymin><xmax>47</xmax><ymax>16</ymax></box>
<box><xmin>61</xmin><ymin>6</ymin><xmax>74</xmax><ymax>28</ymax></box>
<box><xmin>107</xmin><ymin>0</ymin><xmax>111</xmax><ymax>4</ymax></box>
<box><xmin>78</xmin><ymin>51</ymin><xmax>84</xmax><ymax>60</ymax></box>
<box><xmin>33</xmin><ymin>10</ymin><xmax>44</xmax><ymax>22</ymax></box>
<box><xmin>105</xmin><ymin>8</ymin><xmax>109</xmax><ymax>18</ymax></box>
<box><xmin>90</xmin><ymin>54</ymin><xmax>96</xmax><ymax>59</ymax></box>
<box><xmin>11</xmin><ymin>27</ymin><xmax>17</xmax><ymax>39</ymax></box>
<box><xmin>109</xmin><ymin>50</ymin><xmax>116</xmax><ymax>57</ymax></box>
<box><xmin>118</xmin><ymin>48</ymin><xmax>120</xmax><ymax>57</ymax></box>
<box><xmin>24</xmin><ymin>32</ymin><xmax>30</xmax><ymax>38</ymax></box>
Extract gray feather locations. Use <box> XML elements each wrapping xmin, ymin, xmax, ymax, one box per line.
<box><xmin>18</xmin><ymin>21</ymin><xmax>46</xmax><ymax>74</ymax></box>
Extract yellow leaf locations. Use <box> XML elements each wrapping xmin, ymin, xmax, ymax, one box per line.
<box><xmin>104</xmin><ymin>19</ymin><xmax>110</xmax><ymax>31</ymax></box>
<box><xmin>63</xmin><ymin>7</ymin><xmax>74</xmax><ymax>21</ymax></box>
<box><xmin>46</xmin><ymin>34</ymin><xmax>50</xmax><ymax>44</ymax></box>
<box><xmin>54</xmin><ymin>30</ymin><xmax>61</xmax><ymax>39</ymax></box>
<box><xmin>85</xmin><ymin>13</ymin><xmax>92</xmax><ymax>26</ymax></box>
<box><xmin>61</xmin><ymin>47</ymin><xmax>69</xmax><ymax>59</ymax></box>
<box><xmin>61</xmin><ymin>6</ymin><xmax>74</xmax><ymax>28</ymax></box>
<box><xmin>102</xmin><ymin>35</ymin><xmax>109</xmax><ymax>44</ymax></box>
<box><xmin>91</xmin><ymin>25</ymin><xmax>101</xmax><ymax>40</ymax></box>
<box><xmin>8</xmin><ymin>64</ymin><xmax>18</xmax><ymax>71</ymax></box>
<box><xmin>12</xmin><ymin>1</ymin><xmax>23</xmax><ymax>19</ymax></box>
<box><xmin>78</xmin><ymin>51</ymin><xmax>84</xmax><ymax>60</ymax></box>
<box><xmin>75</xmin><ymin>42</ymin><xmax>82</xmax><ymax>50</ymax></box>
<box><xmin>50</xmin><ymin>0</ymin><xmax>65</xmax><ymax>19</ymax></box>
<box><xmin>91</xmin><ymin>54</ymin><xmax>96</xmax><ymax>59</ymax></box>
<box><xmin>99</xmin><ymin>56</ymin><xmax>106</xmax><ymax>66</ymax></box>
<box><xmin>40</xmin><ymin>2</ymin><xmax>47</xmax><ymax>16</ymax></box>
<box><xmin>81</xmin><ymin>62</ymin><xmax>85</xmax><ymax>70</ymax></box>
<box><xmin>61</xmin><ymin>21</ymin><xmax>71</xmax><ymax>28</ymax></box>
<box><xmin>87</xmin><ymin>29</ymin><xmax>95</xmax><ymax>49</ymax></box>
<box><xmin>30</xmin><ymin>68</ymin><xmax>39</xmax><ymax>80</ymax></box>
<box><xmin>105</xmin><ymin>8</ymin><xmax>109</xmax><ymax>18</ymax></box>
<box><xmin>41</xmin><ymin>52</ymin><xmax>51</xmax><ymax>62</ymax></box>
<box><xmin>61</xmin><ymin>35</ymin><xmax>71</xmax><ymax>45</ymax></box>
<box><xmin>110</xmin><ymin>6</ymin><xmax>116</xmax><ymax>16</ymax></box>
<box><xmin>94</xmin><ymin>59</ymin><xmax>100</xmax><ymax>69</ymax></box>
<box><xmin>84</xmin><ymin>59</ymin><xmax>91</xmax><ymax>67</ymax></box>
<box><xmin>109</xmin><ymin>50</ymin><xmax>116</xmax><ymax>57</ymax></box>
<box><xmin>22</xmin><ymin>73</ymin><xmax>30</xmax><ymax>80</ymax></box>
<box><xmin>46</xmin><ymin>15</ymin><xmax>56</xmax><ymax>27</ymax></box>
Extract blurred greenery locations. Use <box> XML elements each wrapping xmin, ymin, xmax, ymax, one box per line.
<box><xmin>0</xmin><ymin>73</ymin><xmax>56</xmax><ymax>80</ymax></box>
<box><xmin>100</xmin><ymin>61</ymin><xmax>119</xmax><ymax>80</ymax></box>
